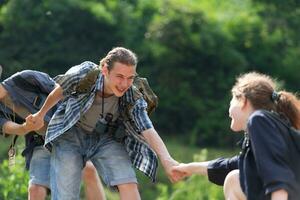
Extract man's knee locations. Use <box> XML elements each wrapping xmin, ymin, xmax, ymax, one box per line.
<box><xmin>117</xmin><ymin>183</ymin><xmax>139</xmax><ymax>192</ymax></box>
<box><xmin>28</xmin><ymin>184</ymin><xmax>47</xmax><ymax>200</ymax></box>
<box><xmin>224</xmin><ymin>170</ymin><xmax>240</xmax><ymax>189</ymax></box>
<box><xmin>117</xmin><ymin>183</ymin><xmax>140</xmax><ymax>200</ymax></box>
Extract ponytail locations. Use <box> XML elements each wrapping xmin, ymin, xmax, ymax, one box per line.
<box><xmin>276</xmin><ymin>91</ymin><xmax>300</xmax><ymax>129</ymax></box>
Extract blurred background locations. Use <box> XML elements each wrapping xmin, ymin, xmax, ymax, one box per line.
<box><xmin>0</xmin><ymin>0</ymin><xmax>299</xmax><ymax>199</ymax></box>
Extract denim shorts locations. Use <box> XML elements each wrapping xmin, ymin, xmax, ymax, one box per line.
<box><xmin>29</xmin><ymin>146</ymin><xmax>51</xmax><ymax>188</ymax></box>
<box><xmin>50</xmin><ymin>125</ymin><xmax>137</xmax><ymax>200</ymax></box>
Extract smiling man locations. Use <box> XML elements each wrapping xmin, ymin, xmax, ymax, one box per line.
<box><xmin>28</xmin><ymin>47</ymin><xmax>180</xmax><ymax>200</ymax></box>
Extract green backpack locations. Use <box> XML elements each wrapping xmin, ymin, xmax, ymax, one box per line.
<box><xmin>76</xmin><ymin>67</ymin><xmax>158</xmax><ymax>115</ymax></box>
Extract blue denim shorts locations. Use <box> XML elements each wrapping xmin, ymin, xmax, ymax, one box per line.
<box><xmin>50</xmin><ymin>125</ymin><xmax>137</xmax><ymax>199</ymax></box>
<box><xmin>29</xmin><ymin>146</ymin><xmax>51</xmax><ymax>188</ymax></box>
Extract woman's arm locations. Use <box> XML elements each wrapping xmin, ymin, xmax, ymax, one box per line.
<box><xmin>172</xmin><ymin>162</ymin><xmax>209</xmax><ymax>177</ymax></box>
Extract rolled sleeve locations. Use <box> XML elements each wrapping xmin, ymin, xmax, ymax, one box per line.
<box><xmin>207</xmin><ymin>156</ymin><xmax>239</xmax><ymax>186</ymax></box>
<box><xmin>131</xmin><ymin>98</ymin><xmax>153</xmax><ymax>133</ymax></box>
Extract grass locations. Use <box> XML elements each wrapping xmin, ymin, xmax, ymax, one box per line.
<box><xmin>0</xmin><ymin>135</ymin><xmax>240</xmax><ymax>199</ymax></box>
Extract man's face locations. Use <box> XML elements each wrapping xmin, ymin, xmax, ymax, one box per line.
<box><xmin>103</xmin><ymin>62</ymin><xmax>136</xmax><ymax>97</ymax></box>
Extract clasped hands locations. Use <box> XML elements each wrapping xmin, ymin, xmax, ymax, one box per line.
<box><xmin>25</xmin><ymin>112</ymin><xmax>45</xmax><ymax>132</ymax></box>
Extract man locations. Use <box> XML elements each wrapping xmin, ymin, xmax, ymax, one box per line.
<box><xmin>29</xmin><ymin>47</ymin><xmax>180</xmax><ymax>200</ymax></box>
<box><xmin>0</xmin><ymin>69</ymin><xmax>105</xmax><ymax>200</ymax></box>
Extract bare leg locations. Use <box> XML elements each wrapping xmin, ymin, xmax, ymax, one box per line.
<box><xmin>223</xmin><ymin>170</ymin><xmax>246</xmax><ymax>200</ymax></box>
<box><xmin>28</xmin><ymin>184</ymin><xmax>47</xmax><ymax>200</ymax></box>
<box><xmin>83</xmin><ymin>161</ymin><xmax>106</xmax><ymax>200</ymax></box>
<box><xmin>117</xmin><ymin>183</ymin><xmax>141</xmax><ymax>200</ymax></box>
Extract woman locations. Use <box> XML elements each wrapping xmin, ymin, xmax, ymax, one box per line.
<box><xmin>173</xmin><ymin>72</ymin><xmax>300</xmax><ymax>200</ymax></box>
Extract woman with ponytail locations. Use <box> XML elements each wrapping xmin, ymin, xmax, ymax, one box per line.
<box><xmin>225</xmin><ymin>71</ymin><xmax>300</xmax><ymax>200</ymax></box>
<box><xmin>173</xmin><ymin>72</ymin><xmax>300</xmax><ymax>200</ymax></box>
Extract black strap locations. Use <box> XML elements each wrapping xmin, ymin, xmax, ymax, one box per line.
<box><xmin>9</xmin><ymin>135</ymin><xmax>18</xmax><ymax>149</ymax></box>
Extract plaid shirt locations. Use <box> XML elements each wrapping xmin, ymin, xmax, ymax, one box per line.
<box><xmin>45</xmin><ymin>61</ymin><xmax>158</xmax><ymax>181</ymax></box>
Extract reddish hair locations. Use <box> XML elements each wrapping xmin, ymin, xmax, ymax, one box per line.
<box><xmin>232</xmin><ymin>72</ymin><xmax>300</xmax><ymax>129</ymax></box>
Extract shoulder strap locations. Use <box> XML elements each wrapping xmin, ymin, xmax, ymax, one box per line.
<box><xmin>8</xmin><ymin>135</ymin><xmax>18</xmax><ymax>167</ymax></box>
<box><xmin>132</xmin><ymin>76</ymin><xmax>158</xmax><ymax>115</ymax></box>
<box><xmin>76</xmin><ymin>67</ymin><xmax>101</xmax><ymax>93</ymax></box>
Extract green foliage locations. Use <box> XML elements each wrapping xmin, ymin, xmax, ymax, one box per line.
<box><xmin>0</xmin><ymin>0</ymin><xmax>299</xmax><ymax>147</ymax></box>
<box><xmin>0</xmin><ymin>154</ymin><xmax>29</xmax><ymax>200</ymax></box>
<box><xmin>0</xmin><ymin>140</ymin><xmax>236</xmax><ymax>199</ymax></box>
<box><xmin>0</xmin><ymin>0</ymin><xmax>123</xmax><ymax>76</ymax></box>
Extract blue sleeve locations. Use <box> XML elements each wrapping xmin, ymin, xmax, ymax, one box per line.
<box><xmin>131</xmin><ymin>98</ymin><xmax>153</xmax><ymax>133</ymax></box>
<box><xmin>207</xmin><ymin>156</ymin><xmax>239</xmax><ymax>186</ymax></box>
<box><xmin>54</xmin><ymin>61</ymin><xmax>97</xmax><ymax>96</ymax></box>
<box><xmin>248</xmin><ymin>112</ymin><xmax>293</xmax><ymax>195</ymax></box>
<box><xmin>17</xmin><ymin>70</ymin><xmax>55</xmax><ymax>94</ymax></box>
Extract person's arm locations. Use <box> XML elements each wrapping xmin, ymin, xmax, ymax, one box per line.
<box><xmin>27</xmin><ymin>62</ymin><xmax>98</xmax><ymax>130</ymax></box>
<box><xmin>172</xmin><ymin>162</ymin><xmax>209</xmax><ymax>178</ymax></box>
<box><xmin>2</xmin><ymin>120</ymin><xmax>35</xmax><ymax>135</ymax></box>
<box><xmin>27</xmin><ymin>83</ymin><xmax>63</xmax><ymax>130</ymax></box>
<box><xmin>142</xmin><ymin>128</ymin><xmax>181</xmax><ymax>183</ymax></box>
<box><xmin>171</xmin><ymin>156</ymin><xmax>239</xmax><ymax>185</ymax></box>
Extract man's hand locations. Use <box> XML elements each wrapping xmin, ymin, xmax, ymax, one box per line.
<box><xmin>25</xmin><ymin>112</ymin><xmax>45</xmax><ymax>131</ymax></box>
<box><xmin>171</xmin><ymin>163</ymin><xmax>194</xmax><ymax>179</ymax></box>
<box><xmin>161</xmin><ymin>157</ymin><xmax>185</xmax><ymax>183</ymax></box>
<box><xmin>21</xmin><ymin>119</ymin><xmax>36</xmax><ymax>134</ymax></box>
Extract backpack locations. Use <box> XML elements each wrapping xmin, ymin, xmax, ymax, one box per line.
<box><xmin>76</xmin><ymin>67</ymin><xmax>158</xmax><ymax>115</ymax></box>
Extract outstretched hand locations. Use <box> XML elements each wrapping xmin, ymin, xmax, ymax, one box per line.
<box><xmin>162</xmin><ymin>158</ymin><xmax>186</xmax><ymax>183</ymax></box>
<box><xmin>171</xmin><ymin>163</ymin><xmax>193</xmax><ymax>179</ymax></box>
<box><xmin>171</xmin><ymin>161</ymin><xmax>209</xmax><ymax>180</ymax></box>
<box><xmin>22</xmin><ymin>117</ymin><xmax>37</xmax><ymax>133</ymax></box>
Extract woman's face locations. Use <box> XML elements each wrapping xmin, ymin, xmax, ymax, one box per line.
<box><xmin>228</xmin><ymin>96</ymin><xmax>249</xmax><ymax>132</ymax></box>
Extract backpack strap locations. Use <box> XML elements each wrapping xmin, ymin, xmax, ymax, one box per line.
<box><xmin>8</xmin><ymin>135</ymin><xmax>18</xmax><ymax>167</ymax></box>
<box><xmin>132</xmin><ymin>76</ymin><xmax>158</xmax><ymax>115</ymax></box>
<box><xmin>76</xmin><ymin>67</ymin><xmax>101</xmax><ymax>94</ymax></box>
